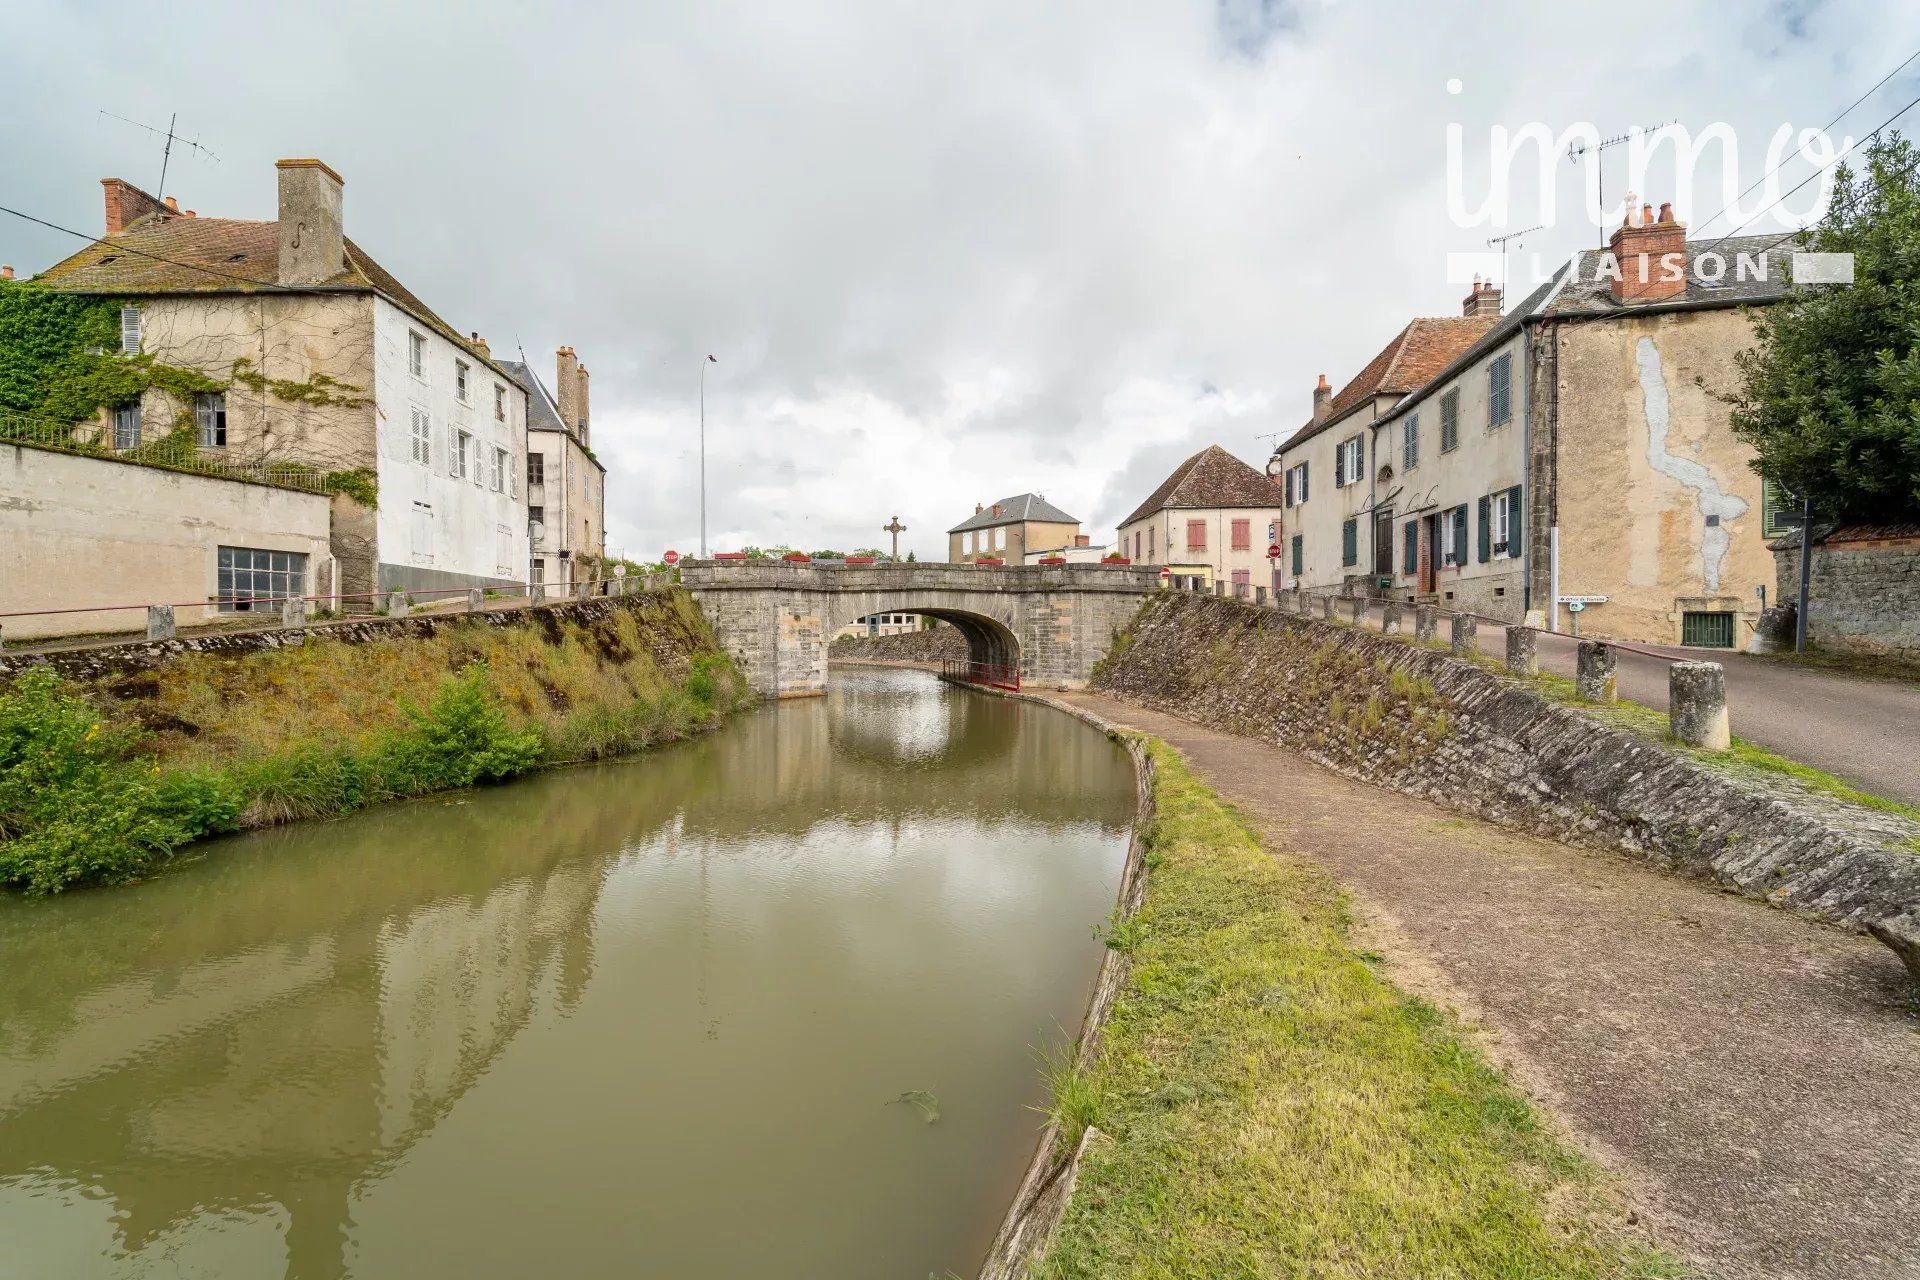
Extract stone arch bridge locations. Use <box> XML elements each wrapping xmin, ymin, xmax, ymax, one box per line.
<box><xmin>680</xmin><ymin>560</ymin><xmax>1160</xmax><ymax>698</ymax></box>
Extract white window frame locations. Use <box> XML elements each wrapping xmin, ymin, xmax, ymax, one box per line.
<box><xmin>494</xmin><ymin>384</ymin><xmax>507</xmax><ymax>422</ymax></box>
<box><xmin>112</xmin><ymin>402</ymin><xmax>141</xmax><ymax>451</ymax></box>
<box><xmin>1440</xmin><ymin>508</ymin><xmax>1460</xmax><ymax>567</ymax></box>
<box><xmin>455</xmin><ymin>359</ymin><xmax>471</xmax><ymax>403</ymax></box>
<box><xmin>195</xmin><ymin>392</ymin><xmax>227</xmax><ymax>447</ymax></box>
<box><xmin>453</xmin><ymin>428</ymin><xmax>472</xmax><ymax>480</ymax></box>
<box><xmin>408</xmin><ymin>330</ymin><xmax>427</xmax><ymax>379</ymax></box>
<box><xmin>1492</xmin><ymin>490</ymin><xmax>1512</xmax><ymax>557</ymax></box>
<box><xmin>491</xmin><ymin>446</ymin><xmax>507</xmax><ymax>493</ymax></box>
<box><xmin>1287</xmin><ymin>461</ymin><xmax>1309</xmax><ymax>506</ymax></box>
<box><xmin>1335</xmin><ymin>435</ymin><xmax>1364</xmax><ymax>488</ymax></box>
<box><xmin>119</xmin><ymin>305</ymin><xmax>142</xmax><ymax>355</ymax></box>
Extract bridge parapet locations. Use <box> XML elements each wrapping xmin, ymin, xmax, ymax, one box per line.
<box><xmin>680</xmin><ymin>560</ymin><xmax>1160</xmax><ymax>698</ymax></box>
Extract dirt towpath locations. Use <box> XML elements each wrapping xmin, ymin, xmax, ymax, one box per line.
<box><xmin>1051</xmin><ymin>689</ymin><xmax>1920</xmax><ymax>1280</ymax></box>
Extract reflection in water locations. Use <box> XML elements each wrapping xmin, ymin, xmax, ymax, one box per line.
<box><xmin>0</xmin><ymin>668</ymin><xmax>1134</xmax><ymax>1279</ymax></box>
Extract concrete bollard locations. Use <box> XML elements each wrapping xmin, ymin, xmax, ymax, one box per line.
<box><xmin>1414</xmin><ymin>604</ymin><xmax>1437</xmax><ymax>642</ymax></box>
<box><xmin>1349</xmin><ymin>596</ymin><xmax>1368</xmax><ymax>625</ymax></box>
<box><xmin>1322</xmin><ymin>595</ymin><xmax>1337</xmax><ymax>620</ymax></box>
<box><xmin>1254</xmin><ymin>585</ymin><xmax>1268</xmax><ymax>606</ymax></box>
<box><xmin>1449</xmin><ymin>612</ymin><xmax>1477</xmax><ymax>656</ymax></box>
<box><xmin>1670</xmin><ymin>661</ymin><xmax>1731</xmax><ymax>750</ymax></box>
<box><xmin>1381</xmin><ymin>602</ymin><xmax>1402</xmax><ymax>635</ymax></box>
<box><xmin>467</xmin><ymin>588</ymin><xmax>484</xmax><ymax>611</ymax></box>
<box><xmin>1213</xmin><ymin>580</ymin><xmax>1226</xmax><ymax>597</ymax></box>
<box><xmin>387</xmin><ymin>591</ymin><xmax>408</xmax><ymax>616</ymax></box>
<box><xmin>280</xmin><ymin>596</ymin><xmax>308</xmax><ymax>628</ymax></box>
<box><xmin>1296</xmin><ymin>590</ymin><xmax>1312</xmax><ymax>616</ymax></box>
<box><xmin>530</xmin><ymin>582</ymin><xmax>547</xmax><ymax>605</ymax></box>
<box><xmin>1505</xmin><ymin>625</ymin><xmax>1537</xmax><ymax>676</ymax></box>
<box><xmin>146</xmin><ymin>604</ymin><xmax>175</xmax><ymax>641</ymax></box>
<box><xmin>1576</xmin><ymin>640</ymin><xmax>1617</xmax><ymax>703</ymax></box>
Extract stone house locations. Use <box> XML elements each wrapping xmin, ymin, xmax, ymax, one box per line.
<box><xmin>1771</xmin><ymin>525</ymin><xmax>1920</xmax><ymax>661</ymax></box>
<box><xmin>948</xmin><ymin>493</ymin><xmax>1080</xmax><ymax>563</ymax></box>
<box><xmin>29</xmin><ymin>158</ymin><xmax>531</xmax><ymax>602</ymax></box>
<box><xmin>500</xmin><ymin>349</ymin><xmax>606</xmax><ymax>594</ymax></box>
<box><xmin>1270</xmin><ymin>311</ymin><xmax>1494</xmax><ymax>597</ymax></box>
<box><xmin>1116</xmin><ymin>444</ymin><xmax>1286</xmax><ymax>593</ymax></box>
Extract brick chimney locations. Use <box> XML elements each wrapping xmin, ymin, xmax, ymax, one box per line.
<box><xmin>975</xmin><ymin>502</ymin><xmax>984</xmax><ymax>514</ymax></box>
<box><xmin>275</xmin><ymin>159</ymin><xmax>344</xmax><ymax>287</ymax></box>
<box><xmin>0</xmin><ymin>266</ymin><xmax>12</xmax><ymax>281</ymax></box>
<box><xmin>992</xmin><ymin>502</ymin><xmax>1002</xmax><ymax>518</ymax></box>
<box><xmin>101</xmin><ymin>178</ymin><xmax>165</xmax><ymax>235</ymax></box>
<box><xmin>469</xmin><ymin>332</ymin><xmax>490</xmax><ymax>361</ymax></box>
<box><xmin>1312</xmin><ymin>373</ymin><xmax>1332</xmax><ymax>424</ymax></box>
<box><xmin>1073</xmin><ymin>534</ymin><xmax>1090</xmax><ymax>547</ymax></box>
<box><xmin>555</xmin><ymin>346</ymin><xmax>581</xmax><ymax>432</ymax></box>
<box><xmin>1462</xmin><ymin>275</ymin><xmax>1503</xmax><ymax>317</ymax></box>
<box><xmin>1609</xmin><ymin>196</ymin><xmax>1688</xmax><ymax>303</ymax></box>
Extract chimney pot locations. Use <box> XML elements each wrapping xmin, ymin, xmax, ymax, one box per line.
<box><xmin>184</xmin><ymin>210</ymin><xmax>196</xmax><ymax>218</ymax></box>
<box><xmin>1608</xmin><ymin>192</ymin><xmax>1689</xmax><ymax>304</ymax></box>
<box><xmin>1462</xmin><ymin>279</ymin><xmax>1504</xmax><ymax>317</ymax></box>
<box><xmin>275</xmin><ymin>159</ymin><xmax>344</xmax><ymax>287</ymax></box>
<box><xmin>163</xmin><ymin>195</ymin><xmax>180</xmax><ymax>213</ymax></box>
<box><xmin>975</xmin><ymin>502</ymin><xmax>984</xmax><ymax>514</ymax></box>
<box><xmin>0</xmin><ymin>266</ymin><xmax>12</xmax><ymax>281</ymax></box>
<box><xmin>1312</xmin><ymin>372</ymin><xmax>1333</xmax><ymax>424</ymax></box>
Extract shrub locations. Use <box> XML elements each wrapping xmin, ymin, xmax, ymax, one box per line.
<box><xmin>378</xmin><ymin>662</ymin><xmax>543</xmax><ymax>793</ymax></box>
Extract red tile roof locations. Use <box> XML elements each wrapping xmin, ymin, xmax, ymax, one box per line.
<box><xmin>1280</xmin><ymin>315</ymin><xmax>1495</xmax><ymax>452</ymax></box>
<box><xmin>1120</xmin><ymin>445</ymin><xmax>1286</xmax><ymax>528</ymax></box>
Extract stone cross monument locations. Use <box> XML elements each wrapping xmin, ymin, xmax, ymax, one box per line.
<box><xmin>882</xmin><ymin>515</ymin><xmax>907</xmax><ymax>561</ymax></box>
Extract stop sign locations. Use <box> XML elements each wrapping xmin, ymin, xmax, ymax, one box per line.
<box><xmin>1159</xmin><ymin>566</ymin><xmax>1170</xmax><ymax>578</ymax></box>
<box><xmin>663</xmin><ymin>549</ymin><xmax>681</xmax><ymax>566</ymax></box>
<box><xmin>1267</xmin><ymin>543</ymin><xmax>1282</xmax><ymax>559</ymax></box>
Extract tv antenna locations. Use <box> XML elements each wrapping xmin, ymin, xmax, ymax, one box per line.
<box><xmin>1484</xmin><ymin>224</ymin><xmax>1543</xmax><ymax>288</ymax></box>
<box><xmin>1568</xmin><ymin>122</ymin><xmax>1673</xmax><ymax>244</ymax></box>
<box><xmin>98</xmin><ymin>110</ymin><xmax>220</xmax><ymax>205</ymax></box>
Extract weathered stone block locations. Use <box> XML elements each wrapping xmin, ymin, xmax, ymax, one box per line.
<box><xmin>146</xmin><ymin>604</ymin><xmax>175</xmax><ymax>641</ymax></box>
<box><xmin>280</xmin><ymin>597</ymin><xmax>309</xmax><ymax>628</ymax></box>
<box><xmin>1576</xmin><ymin>640</ymin><xmax>1617</xmax><ymax>702</ymax></box>
<box><xmin>467</xmin><ymin>588</ymin><xmax>484</xmax><ymax>611</ymax></box>
<box><xmin>1670</xmin><ymin>661</ymin><xmax>1730</xmax><ymax>750</ymax></box>
<box><xmin>386</xmin><ymin>591</ymin><xmax>409</xmax><ymax>617</ymax></box>
<box><xmin>1414</xmin><ymin>604</ymin><xmax>1436</xmax><ymax>642</ymax></box>
<box><xmin>1868</xmin><ymin>909</ymin><xmax>1920</xmax><ymax>982</ymax></box>
<box><xmin>1322</xmin><ymin>595</ymin><xmax>1337</xmax><ymax>620</ymax></box>
<box><xmin>1381</xmin><ymin>603</ymin><xmax>1402</xmax><ymax>635</ymax></box>
<box><xmin>1505</xmin><ymin>626</ymin><xmax>1537</xmax><ymax>676</ymax></box>
<box><xmin>1213</xmin><ymin>580</ymin><xmax>1226</xmax><ymax>597</ymax></box>
<box><xmin>1449</xmin><ymin>612</ymin><xmax>1476</xmax><ymax>655</ymax></box>
<box><xmin>1254</xmin><ymin>586</ymin><xmax>1268</xmax><ymax>606</ymax></box>
<box><xmin>530</xmin><ymin>583</ymin><xmax>547</xmax><ymax>605</ymax></box>
<box><xmin>1349</xmin><ymin>596</ymin><xmax>1367</xmax><ymax>625</ymax></box>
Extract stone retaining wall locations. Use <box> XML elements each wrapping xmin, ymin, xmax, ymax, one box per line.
<box><xmin>827</xmin><ymin>627</ymin><xmax>967</xmax><ymax>663</ymax></box>
<box><xmin>1095</xmin><ymin>591</ymin><xmax>1920</xmax><ymax>977</ymax></box>
<box><xmin>1773</xmin><ymin>525</ymin><xmax>1920</xmax><ymax>659</ymax></box>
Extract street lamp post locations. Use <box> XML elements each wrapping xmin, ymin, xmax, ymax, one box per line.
<box><xmin>700</xmin><ymin>355</ymin><xmax>716</xmax><ymax>559</ymax></box>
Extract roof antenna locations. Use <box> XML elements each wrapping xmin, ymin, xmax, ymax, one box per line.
<box><xmin>98</xmin><ymin>110</ymin><xmax>220</xmax><ymax>205</ymax></box>
<box><xmin>1567</xmin><ymin>122</ymin><xmax>1672</xmax><ymax>246</ymax></box>
<box><xmin>1485</xmin><ymin>224</ymin><xmax>1543</xmax><ymax>289</ymax></box>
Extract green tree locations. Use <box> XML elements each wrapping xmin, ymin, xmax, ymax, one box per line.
<box><xmin>1730</xmin><ymin>133</ymin><xmax>1920</xmax><ymax>524</ymax></box>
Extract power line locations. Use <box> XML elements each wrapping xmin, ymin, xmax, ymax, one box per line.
<box><xmin>0</xmin><ymin>202</ymin><xmax>308</xmax><ymax>293</ymax></box>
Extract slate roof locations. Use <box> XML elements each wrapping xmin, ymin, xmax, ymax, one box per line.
<box><xmin>1279</xmin><ymin>315</ymin><xmax>1496</xmax><ymax>454</ymax></box>
<box><xmin>1119</xmin><ymin>445</ymin><xmax>1286</xmax><ymax>528</ymax></box>
<box><xmin>1545</xmin><ymin>234</ymin><xmax>1800</xmax><ymax>316</ymax></box>
<box><xmin>31</xmin><ymin>210</ymin><xmax>499</xmax><ymax>372</ymax></box>
<box><xmin>949</xmin><ymin>493</ymin><xmax>1080</xmax><ymax>534</ymax></box>
<box><xmin>497</xmin><ymin>360</ymin><xmax>566</xmax><ymax>434</ymax></box>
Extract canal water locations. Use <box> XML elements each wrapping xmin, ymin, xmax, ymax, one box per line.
<box><xmin>0</xmin><ymin>667</ymin><xmax>1134</xmax><ymax>1279</ymax></box>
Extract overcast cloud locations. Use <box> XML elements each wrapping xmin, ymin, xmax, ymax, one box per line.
<box><xmin>5</xmin><ymin>0</ymin><xmax>1918</xmax><ymax>559</ymax></box>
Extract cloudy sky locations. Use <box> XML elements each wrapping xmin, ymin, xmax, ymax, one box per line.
<box><xmin>6</xmin><ymin>0</ymin><xmax>1918</xmax><ymax>560</ymax></box>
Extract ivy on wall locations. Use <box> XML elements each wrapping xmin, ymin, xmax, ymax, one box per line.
<box><xmin>229</xmin><ymin>356</ymin><xmax>369</xmax><ymax>409</ymax></box>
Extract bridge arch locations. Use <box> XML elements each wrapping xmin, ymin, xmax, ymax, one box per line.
<box><xmin>839</xmin><ymin>605</ymin><xmax>1018</xmax><ymax>671</ymax></box>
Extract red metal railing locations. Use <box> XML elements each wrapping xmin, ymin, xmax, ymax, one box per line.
<box><xmin>940</xmin><ymin>658</ymin><xmax>1021</xmax><ymax>692</ymax></box>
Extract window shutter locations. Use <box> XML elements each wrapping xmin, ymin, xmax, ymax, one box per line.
<box><xmin>1187</xmin><ymin>519</ymin><xmax>1206</xmax><ymax>550</ymax></box>
<box><xmin>1300</xmin><ymin>463</ymin><xmax>1309</xmax><ymax>503</ymax></box>
<box><xmin>1453</xmin><ymin>505</ymin><xmax>1469</xmax><ymax>566</ymax></box>
<box><xmin>1403</xmin><ymin>521</ymin><xmax>1417</xmax><ymax>573</ymax></box>
<box><xmin>1507</xmin><ymin>485</ymin><xmax>1524</xmax><ymax>557</ymax></box>
<box><xmin>1341</xmin><ymin>518</ymin><xmax>1356</xmax><ymax>567</ymax></box>
<box><xmin>1290</xmin><ymin>535</ymin><xmax>1302</xmax><ymax>575</ymax></box>
<box><xmin>1477</xmin><ymin>495</ymin><xmax>1491</xmax><ymax>563</ymax></box>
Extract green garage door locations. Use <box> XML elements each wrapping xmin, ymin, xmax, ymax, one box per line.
<box><xmin>1681</xmin><ymin>611</ymin><xmax>1735</xmax><ymax>648</ymax></box>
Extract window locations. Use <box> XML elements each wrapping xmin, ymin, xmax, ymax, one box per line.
<box><xmin>1681</xmin><ymin>611</ymin><xmax>1736</xmax><ymax>648</ymax></box>
<box><xmin>994</xmin><ymin>526</ymin><xmax>1005</xmax><ymax>550</ymax></box>
<box><xmin>491</xmin><ymin>447</ymin><xmax>507</xmax><ymax>492</ymax></box>
<box><xmin>1761</xmin><ymin>478</ymin><xmax>1795</xmax><ymax>538</ymax></box>
<box><xmin>119</xmin><ymin>305</ymin><xmax>142</xmax><ymax>355</ymax></box>
<box><xmin>112</xmin><ymin>403</ymin><xmax>140</xmax><ymax>451</ymax></box>
<box><xmin>1335</xmin><ymin>435</ymin><xmax>1364</xmax><ymax>487</ymax></box>
<box><xmin>1147</xmin><ymin>525</ymin><xmax>1155</xmax><ymax>560</ymax></box>
<box><xmin>1403</xmin><ymin>520</ymin><xmax>1418</xmax><ymax>573</ymax></box>
<box><xmin>1132</xmin><ymin>531</ymin><xmax>1141</xmax><ymax>560</ymax></box>
<box><xmin>1488</xmin><ymin>353</ymin><xmax>1513</xmax><ymax>427</ymax></box>
<box><xmin>1284</xmin><ymin>461</ymin><xmax>1309</xmax><ymax>507</ymax></box>
<box><xmin>453</xmin><ymin>429</ymin><xmax>472</xmax><ymax>480</ymax></box>
<box><xmin>217</xmin><ymin>546</ymin><xmax>307</xmax><ymax>612</ymax></box>
<box><xmin>1440</xmin><ymin>388</ymin><xmax>1460</xmax><ymax>453</ymax></box>
<box><xmin>411</xmin><ymin>502</ymin><xmax>435</xmax><ymax>566</ymax></box>
<box><xmin>410</xmin><ymin>407</ymin><xmax>431</xmax><ymax>465</ymax></box>
<box><xmin>409</xmin><ymin>330</ymin><xmax>427</xmax><ymax>377</ymax></box>
<box><xmin>1341</xmin><ymin>517</ymin><xmax>1358</xmax><ymax>567</ymax></box>
<box><xmin>1403</xmin><ymin>413</ymin><xmax>1419</xmax><ymax>470</ymax></box>
<box><xmin>1187</xmin><ymin>519</ymin><xmax>1207</xmax><ymax>550</ymax></box>
<box><xmin>494</xmin><ymin>384</ymin><xmax>507</xmax><ymax>422</ymax></box>
<box><xmin>1492</xmin><ymin>490</ymin><xmax>1511</xmax><ymax>556</ymax></box>
<box><xmin>187</xmin><ymin>392</ymin><xmax>227</xmax><ymax>447</ymax></box>
<box><xmin>1231</xmin><ymin>518</ymin><xmax>1251</xmax><ymax>551</ymax></box>
<box><xmin>529</xmin><ymin>504</ymin><xmax>545</xmax><ymax>532</ymax></box>
<box><xmin>455</xmin><ymin>360</ymin><xmax>471</xmax><ymax>403</ymax></box>
<box><xmin>1440</xmin><ymin>507</ymin><xmax>1460</xmax><ymax>567</ymax></box>
<box><xmin>527</xmin><ymin>452</ymin><xmax>545</xmax><ymax>488</ymax></box>
<box><xmin>1231</xmin><ymin>569</ymin><xmax>1250</xmax><ymax>598</ymax></box>
<box><xmin>496</xmin><ymin>523</ymin><xmax>513</xmax><ymax>577</ymax></box>
<box><xmin>1289</xmin><ymin>534</ymin><xmax>1303</xmax><ymax>576</ymax></box>
<box><xmin>531</xmin><ymin>559</ymin><xmax>546</xmax><ymax>587</ymax></box>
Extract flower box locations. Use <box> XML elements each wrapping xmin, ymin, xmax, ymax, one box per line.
<box><xmin>781</xmin><ymin>552</ymin><xmax>811</xmax><ymax>563</ymax></box>
<box><xmin>714</xmin><ymin>551</ymin><xmax>747</xmax><ymax>561</ymax></box>
<box><xmin>845</xmin><ymin>555</ymin><xmax>876</xmax><ymax>565</ymax></box>
<box><xmin>1101</xmin><ymin>555</ymin><xmax>1132</xmax><ymax>565</ymax></box>
<box><xmin>974</xmin><ymin>556</ymin><xmax>1005</xmax><ymax>566</ymax></box>
<box><xmin>1037</xmin><ymin>556</ymin><xmax>1068</xmax><ymax>565</ymax></box>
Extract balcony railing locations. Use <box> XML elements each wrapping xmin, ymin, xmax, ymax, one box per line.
<box><xmin>940</xmin><ymin>658</ymin><xmax>1021</xmax><ymax>692</ymax></box>
<box><xmin>0</xmin><ymin>411</ymin><xmax>332</xmax><ymax>494</ymax></box>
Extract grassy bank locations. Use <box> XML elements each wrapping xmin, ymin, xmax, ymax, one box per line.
<box><xmin>1032</xmin><ymin>740</ymin><xmax>1677</xmax><ymax>1279</ymax></box>
<box><xmin>0</xmin><ymin>594</ymin><xmax>751</xmax><ymax>894</ymax></box>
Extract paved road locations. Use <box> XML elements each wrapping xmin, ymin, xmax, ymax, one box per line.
<box><xmin>1324</xmin><ymin>597</ymin><xmax>1920</xmax><ymax>808</ymax></box>
<box><xmin>1056</xmin><ymin>689</ymin><xmax>1920</xmax><ymax>1280</ymax></box>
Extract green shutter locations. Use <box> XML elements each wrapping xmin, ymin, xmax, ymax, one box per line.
<box><xmin>1453</xmin><ymin>505</ymin><xmax>1468</xmax><ymax>566</ymax></box>
<box><xmin>1508</xmin><ymin>485</ymin><xmax>1524</xmax><ymax>557</ymax></box>
<box><xmin>1403</xmin><ymin>521</ymin><xmax>1417</xmax><ymax>573</ymax></box>
<box><xmin>1341</xmin><ymin>518</ymin><xmax>1356</xmax><ymax>567</ymax></box>
<box><xmin>1477</xmin><ymin>495</ymin><xmax>1491</xmax><ymax>563</ymax></box>
<box><xmin>1291</xmin><ymin>535</ymin><xmax>1303</xmax><ymax>575</ymax></box>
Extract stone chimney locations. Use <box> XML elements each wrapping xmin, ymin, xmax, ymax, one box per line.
<box><xmin>469</xmin><ymin>332</ymin><xmax>490</xmax><ymax>361</ymax></box>
<box><xmin>101</xmin><ymin>178</ymin><xmax>165</xmax><ymax>235</ymax></box>
<box><xmin>1462</xmin><ymin>275</ymin><xmax>1503</xmax><ymax>317</ymax></box>
<box><xmin>975</xmin><ymin>502</ymin><xmax>984</xmax><ymax>514</ymax></box>
<box><xmin>163</xmin><ymin>196</ymin><xmax>180</xmax><ymax>215</ymax></box>
<box><xmin>555</xmin><ymin>347</ymin><xmax>581</xmax><ymax>432</ymax></box>
<box><xmin>275</xmin><ymin>158</ymin><xmax>344</xmax><ymax>287</ymax></box>
<box><xmin>577</xmin><ymin>364</ymin><xmax>590</xmax><ymax>444</ymax></box>
<box><xmin>1312</xmin><ymin>373</ymin><xmax>1332</xmax><ymax>424</ymax></box>
<box><xmin>1609</xmin><ymin>196</ymin><xmax>1688</xmax><ymax>304</ymax></box>
<box><xmin>992</xmin><ymin>502</ymin><xmax>1002</xmax><ymax>518</ymax></box>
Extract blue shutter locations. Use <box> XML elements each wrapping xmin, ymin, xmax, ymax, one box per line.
<box><xmin>1342</xmin><ymin>518</ymin><xmax>1357</xmax><ymax>567</ymax></box>
<box><xmin>1403</xmin><ymin>521</ymin><xmax>1417</xmax><ymax>573</ymax></box>
<box><xmin>1453</xmin><ymin>505</ymin><xmax>1468</xmax><ymax>566</ymax></box>
<box><xmin>1507</xmin><ymin>485</ymin><xmax>1524</xmax><ymax>557</ymax></box>
<box><xmin>1290</xmin><ymin>535</ymin><xmax>1302</xmax><ymax>575</ymax></box>
<box><xmin>1477</xmin><ymin>495</ymin><xmax>1491</xmax><ymax>564</ymax></box>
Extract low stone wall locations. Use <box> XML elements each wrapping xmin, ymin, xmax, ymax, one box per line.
<box><xmin>1773</xmin><ymin>525</ymin><xmax>1920</xmax><ymax>659</ymax></box>
<box><xmin>1095</xmin><ymin>591</ymin><xmax>1920</xmax><ymax>976</ymax></box>
<box><xmin>827</xmin><ymin>627</ymin><xmax>967</xmax><ymax>664</ymax></box>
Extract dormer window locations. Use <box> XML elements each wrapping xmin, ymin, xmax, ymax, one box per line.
<box><xmin>455</xmin><ymin>360</ymin><xmax>470</xmax><ymax>403</ymax></box>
